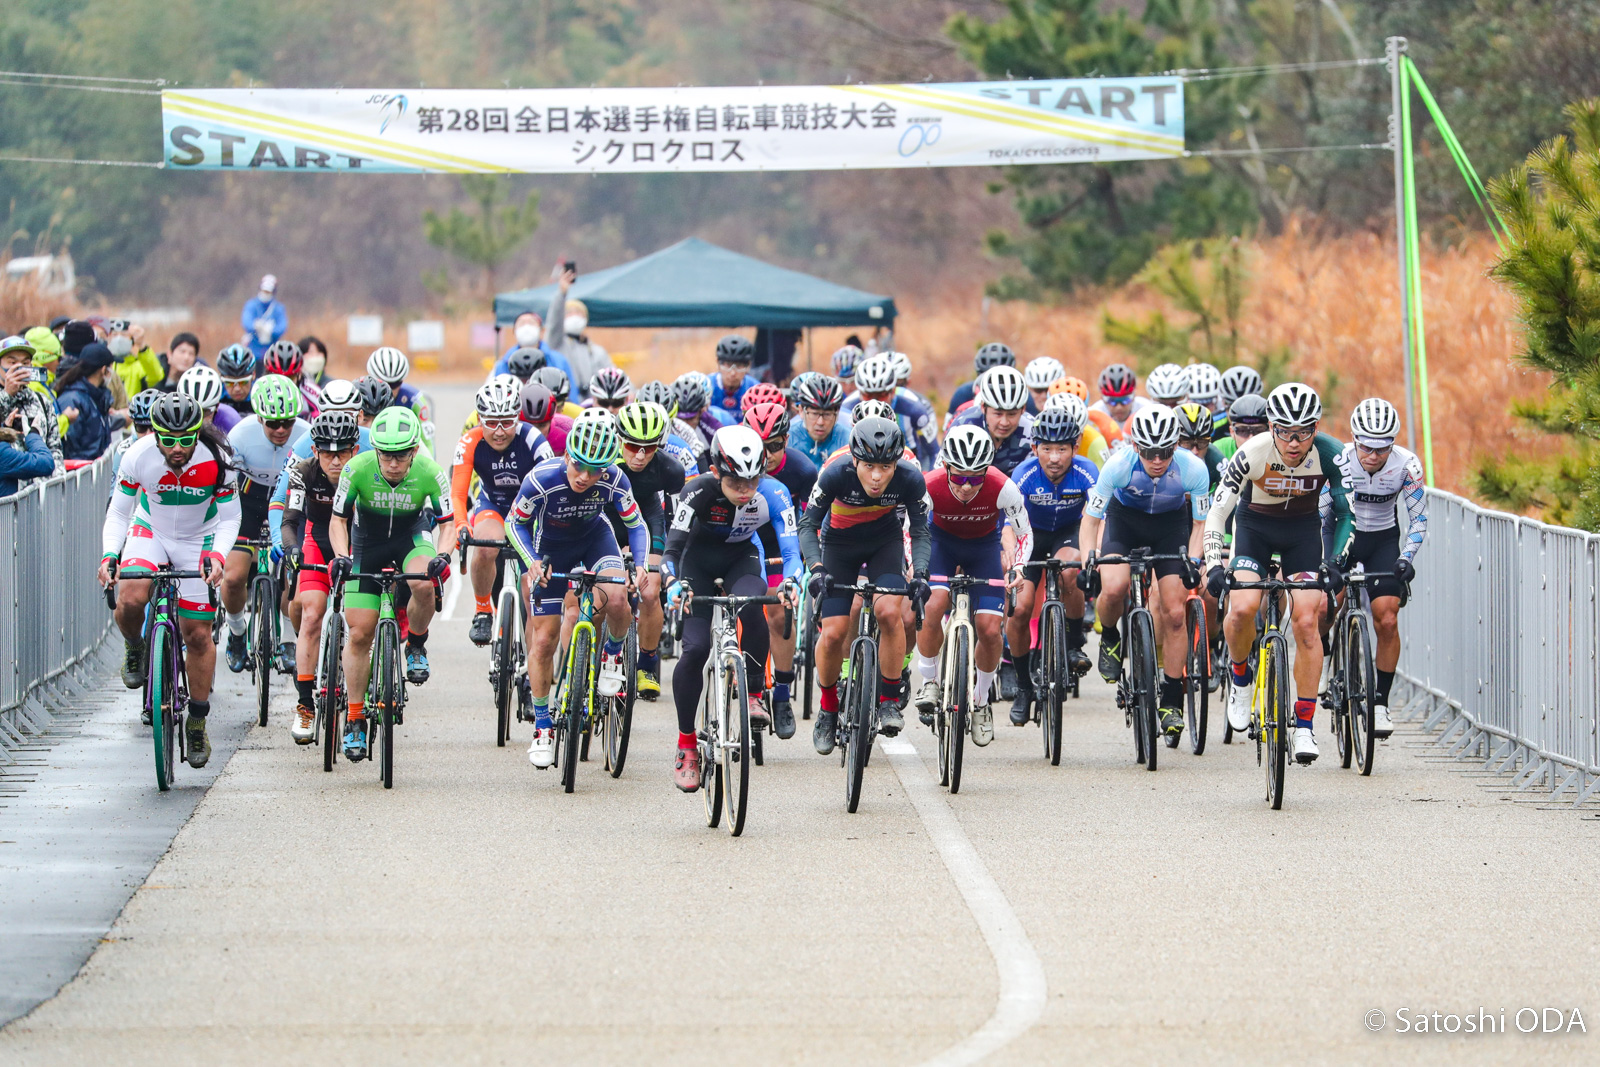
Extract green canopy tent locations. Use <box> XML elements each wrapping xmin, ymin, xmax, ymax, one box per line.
<box><xmin>493</xmin><ymin>237</ymin><xmax>896</xmax><ymax>330</ymax></box>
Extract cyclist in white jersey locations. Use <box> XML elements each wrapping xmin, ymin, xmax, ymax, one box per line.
<box><xmin>99</xmin><ymin>394</ymin><xmax>240</xmax><ymax>768</ymax></box>
<box><xmin>1326</xmin><ymin>398</ymin><xmax>1427</xmax><ymax>737</ymax></box>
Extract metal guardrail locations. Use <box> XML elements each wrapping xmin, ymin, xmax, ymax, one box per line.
<box><xmin>1397</xmin><ymin>487</ymin><xmax>1600</xmax><ymax>805</ymax></box>
<box><xmin>0</xmin><ymin>454</ymin><xmax>115</xmax><ymax>759</ymax></box>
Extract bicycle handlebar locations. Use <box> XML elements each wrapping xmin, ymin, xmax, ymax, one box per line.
<box><xmin>1091</xmin><ymin>552</ymin><xmax>1195</xmax><ymax>568</ymax></box>
<box><xmin>812</xmin><ymin>575</ymin><xmax>925</xmax><ymax>630</ymax></box>
<box><xmin>1012</xmin><ymin>558</ymin><xmax>1085</xmax><ymax>571</ymax></box>
<box><xmin>682</xmin><ymin>579</ymin><xmax>795</xmax><ymax>639</ymax></box>
<box><xmin>103</xmin><ymin>564</ymin><xmax>218</xmax><ymax>610</ymax></box>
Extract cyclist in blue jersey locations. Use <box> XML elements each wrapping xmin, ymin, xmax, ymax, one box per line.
<box><xmin>1005</xmin><ymin>404</ymin><xmax>1099</xmax><ymax>724</ymax></box>
<box><xmin>662</xmin><ymin>427</ymin><xmax>801</xmax><ymax>789</ymax></box>
<box><xmin>216</xmin><ymin>344</ymin><xmax>257</xmax><ymax>419</ymax></box>
<box><xmin>788</xmin><ymin>373</ymin><xmax>850</xmax><ymax>469</ymax></box>
<box><xmin>507</xmin><ymin>413</ymin><xmax>649</xmax><ymax>770</ymax></box>
<box><xmin>1079</xmin><ymin>405</ymin><xmax>1211</xmax><ymax>746</ymax></box>
<box><xmin>221</xmin><ymin>376</ymin><xmax>309</xmax><ymax>674</ymax></box>
<box><xmin>841</xmin><ymin>353</ymin><xmax>939</xmax><ymax>469</ymax></box>
<box><xmin>948</xmin><ymin>365</ymin><xmax>1034</xmax><ymax>476</ymax></box>
<box><xmin>709</xmin><ymin>335</ymin><xmax>761</xmax><ymax>417</ymax></box>
<box><xmin>946</xmin><ymin>343</ymin><xmax>1016</xmax><ymax>428</ymax></box>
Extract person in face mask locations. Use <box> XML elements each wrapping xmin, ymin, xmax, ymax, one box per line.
<box><xmin>544</xmin><ymin>262</ymin><xmax>612</xmax><ymax>400</ymax></box>
<box><xmin>495</xmin><ymin>311</ymin><xmax>577</xmax><ymax>400</ymax></box>
<box><xmin>108</xmin><ymin>319</ymin><xmax>165</xmax><ymax>399</ymax></box>
<box><xmin>298</xmin><ymin>335</ymin><xmax>331</xmax><ymax>387</ymax></box>
<box><xmin>240</xmin><ymin>273</ymin><xmax>289</xmax><ymax>362</ymax></box>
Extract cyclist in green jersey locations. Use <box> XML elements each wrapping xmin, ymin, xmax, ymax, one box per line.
<box><xmin>329</xmin><ymin>408</ymin><xmax>454</xmax><ymax>761</ymax></box>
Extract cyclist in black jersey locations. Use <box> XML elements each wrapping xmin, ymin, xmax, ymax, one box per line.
<box><xmin>798</xmin><ymin>416</ymin><xmax>932</xmax><ymax>753</ymax></box>
<box><xmin>610</xmin><ymin>401</ymin><xmax>685</xmax><ymax>700</ymax></box>
<box><xmin>744</xmin><ymin>401</ymin><xmax>817</xmax><ymax>725</ymax></box>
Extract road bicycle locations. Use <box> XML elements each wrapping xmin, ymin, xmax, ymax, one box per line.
<box><xmin>108</xmin><ymin>566</ymin><xmax>214</xmax><ymax>792</ymax></box>
<box><xmin>333</xmin><ymin>566</ymin><xmax>442</xmax><ymax>790</ymax></box>
<box><xmin>808</xmin><ymin>575</ymin><xmax>923</xmax><ymax>814</ymax></box>
<box><xmin>1012</xmin><ymin>557</ymin><xmax>1086</xmax><ymax>767</ymax></box>
<box><xmin>293</xmin><ymin>563</ymin><xmax>347</xmax><ymax>773</ymax></box>
<box><xmin>929</xmin><ymin>573</ymin><xmax>1006</xmax><ymax>793</ymax></box>
<box><xmin>241</xmin><ymin>536</ymin><xmax>286</xmax><ymax>728</ymax></box>
<box><xmin>459</xmin><ymin>533</ymin><xmax>531</xmax><ymax>748</ymax></box>
<box><xmin>685</xmin><ymin>579</ymin><xmax>788</xmax><ymax>836</ymax></box>
<box><xmin>1323</xmin><ymin>568</ymin><xmax>1405</xmax><ymax>776</ymax></box>
<box><xmin>546</xmin><ymin>569</ymin><xmax>633</xmax><ymax>793</ymax></box>
<box><xmin>1225</xmin><ymin>563</ymin><xmax>1328</xmax><ymax>810</ymax></box>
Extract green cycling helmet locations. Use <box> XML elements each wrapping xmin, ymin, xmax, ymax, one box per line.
<box><xmin>251</xmin><ymin>374</ymin><xmax>303</xmax><ymax>420</ymax></box>
<box><xmin>567</xmin><ymin>410</ymin><xmax>623</xmax><ymax>467</ymax></box>
<box><xmin>615</xmin><ymin>401</ymin><xmax>668</xmax><ymax>446</ymax></box>
<box><xmin>370</xmin><ymin>406</ymin><xmax>423</xmax><ymax>453</ymax></box>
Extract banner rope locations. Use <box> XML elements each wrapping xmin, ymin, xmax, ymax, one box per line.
<box><xmin>0</xmin><ymin>156</ymin><xmax>163</xmax><ymax>168</ymax></box>
<box><xmin>0</xmin><ymin>77</ymin><xmax>162</xmax><ymax>96</ymax></box>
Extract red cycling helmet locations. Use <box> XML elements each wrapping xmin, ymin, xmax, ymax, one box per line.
<box><xmin>740</xmin><ymin>381</ymin><xmax>784</xmax><ymax>413</ymax></box>
<box><xmin>743</xmin><ymin>401</ymin><xmax>790</xmax><ymax>446</ymax></box>
<box><xmin>264</xmin><ymin>339</ymin><xmax>304</xmax><ymax>379</ymax></box>
<box><xmin>519</xmin><ymin>380</ymin><xmax>556</xmax><ymax>424</ymax></box>
<box><xmin>1097</xmin><ymin>363</ymin><xmax>1137</xmax><ymax>399</ymax></box>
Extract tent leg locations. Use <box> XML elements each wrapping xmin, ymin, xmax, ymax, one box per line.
<box><xmin>806</xmin><ymin>328</ymin><xmax>813</xmax><ymax>372</ymax></box>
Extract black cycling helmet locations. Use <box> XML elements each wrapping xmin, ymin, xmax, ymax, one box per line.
<box><xmin>505</xmin><ymin>346</ymin><xmax>544</xmax><ymax>380</ymax></box>
<box><xmin>216</xmin><ymin>344</ymin><xmax>256</xmax><ymax>380</ymax></box>
<box><xmin>519</xmin><ymin>380</ymin><xmax>556</xmax><ymax>424</ymax></box>
<box><xmin>353</xmin><ymin>375</ymin><xmax>392</xmax><ymax>416</ymax></box>
<box><xmin>1228</xmin><ymin>393</ymin><xmax>1269</xmax><ymax>426</ymax></box>
<box><xmin>148</xmin><ymin>392</ymin><xmax>204</xmax><ymax>435</ymax></box>
<box><xmin>310</xmin><ymin>410</ymin><xmax>361</xmax><ymax>452</ymax></box>
<box><xmin>128</xmin><ymin>388</ymin><xmax>161</xmax><ymax>429</ymax></box>
<box><xmin>636</xmin><ymin>380</ymin><xmax>678</xmax><ymax>418</ymax></box>
<box><xmin>715</xmin><ymin>334</ymin><xmax>754</xmax><ymax>365</ymax></box>
<box><xmin>974</xmin><ymin>342</ymin><xmax>1016</xmax><ymax>372</ymax></box>
<box><xmin>848</xmin><ymin>415</ymin><xmax>905</xmax><ymax>464</ymax></box>
<box><xmin>532</xmin><ymin>365</ymin><xmax>570</xmax><ymax>399</ymax></box>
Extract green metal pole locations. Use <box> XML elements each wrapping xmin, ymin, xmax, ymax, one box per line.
<box><xmin>1401</xmin><ymin>57</ymin><xmax>1435</xmax><ymax>483</ymax></box>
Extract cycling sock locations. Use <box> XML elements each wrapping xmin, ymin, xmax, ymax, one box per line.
<box><xmin>772</xmin><ymin>669</ymin><xmax>794</xmax><ymax>703</ymax></box>
<box><xmin>474</xmin><ymin>595</ymin><xmax>493</xmax><ymax>614</ymax></box>
<box><xmin>295</xmin><ymin>676</ymin><xmax>314</xmax><ymax>705</ymax></box>
<box><xmin>1066</xmin><ymin>617</ymin><xmax>1085</xmax><ymax>646</ymax></box>
<box><xmin>1014</xmin><ymin>650</ymin><xmax>1034</xmax><ymax>690</ymax></box>
<box><xmin>406</xmin><ymin>630</ymin><xmax>427</xmax><ymax>650</ymax></box>
<box><xmin>877</xmin><ymin>674</ymin><xmax>904</xmax><ymax>705</ymax></box>
<box><xmin>187</xmin><ymin>698</ymin><xmax>209</xmax><ymax>719</ymax></box>
<box><xmin>639</xmin><ymin>648</ymin><xmax>659</xmax><ymax>673</ymax></box>
<box><xmin>976</xmin><ymin>667</ymin><xmax>997</xmax><ymax>704</ymax></box>
<box><xmin>226</xmin><ymin>611</ymin><xmax>247</xmax><ymax>636</ymax></box>
<box><xmin>1295</xmin><ymin>697</ymin><xmax>1316</xmax><ymax>729</ymax></box>
<box><xmin>603</xmin><ymin>634</ymin><xmax>623</xmax><ymax>657</ymax></box>
<box><xmin>1375</xmin><ymin>669</ymin><xmax>1395</xmax><ymax>705</ymax></box>
<box><xmin>347</xmin><ymin>700</ymin><xmax>364</xmax><ymax>725</ymax></box>
<box><xmin>678</xmin><ymin>731</ymin><xmax>697</xmax><ymax>750</ymax></box>
<box><xmin>820</xmin><ymin>682</ymin><xmax>839</xmax><ymax>713</ymax></box>
<box><xmin>533</xmin><ymin>698</ymin><xmax>550</xmax><ymax>730</ymax></box>
<box><xmin>913</xmin><ymin>653</ymin><xmax>940</xmax><ymax>683</ymax></box>
<box><xmin>1160</xmin><ymin>675</ymin><xmax>1185</xmax><ymax>709</ymax></box>
<box><xmin>1231</xmin><ymin>660</ymin><xmax>1251</xmax><ymax>686</ymax></box>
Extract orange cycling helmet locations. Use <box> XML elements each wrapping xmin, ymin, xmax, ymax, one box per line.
<box><xmin>1050</xmin><ymin>376</ymin><xmax>1089</xmax><ymax>402</ymax></box>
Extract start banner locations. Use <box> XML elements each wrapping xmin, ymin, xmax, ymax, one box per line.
<box><xmin>161</xmin><ymin>79</ymin><xmax>1185</xmax><ymax>174</ymax></box>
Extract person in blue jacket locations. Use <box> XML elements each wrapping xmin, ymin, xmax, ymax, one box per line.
<box><xmin>709</xmin><ymin>335</ymin><xmax>760</xmax><ymax>415</ymax></box>
<box><xmin>241</xmin><ymin>274</ymin><xmax>289</xmax><ymax>363</ymax></box>
<box><xmin>495</xmin><ymin>313</ymin><xmax>578</xmax><ymax>400</ymax></box>
<box><xmin>56</xmin><ymin>342</ymin><xmax>119</xmax><ymax>461</ymax></box>
<box><xmin>0</xmin><ymin>424</ymin><xmax>54</xmax><ymax>497</ymax></box>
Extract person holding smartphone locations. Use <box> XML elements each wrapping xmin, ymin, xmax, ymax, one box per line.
<box><xmin>544</xmin><ymin>260</ymin><xmax>612</xmax><ymax>400</ymax></box>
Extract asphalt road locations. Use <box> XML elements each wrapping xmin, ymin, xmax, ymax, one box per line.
<box><xmin>3</xmin><ymin>386</ymin><xmax>1596</xmax><ymax>1064</ymax></box>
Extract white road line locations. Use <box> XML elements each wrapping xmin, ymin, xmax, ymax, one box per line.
<box><xmin>438</xmin><ymin>573</ymin><xmax>464</xmax><ymax>621</ymax></box>
<box><xmin>881</xmin><ymin>737</ymin><xmax>1047</xmax><ymax>1067</ymax></box>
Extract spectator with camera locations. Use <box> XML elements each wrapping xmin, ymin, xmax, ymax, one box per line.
<box><xmin>0</xmin><ymin>335</ymin><xmax>64</xmax><ymax>474</ymax></box>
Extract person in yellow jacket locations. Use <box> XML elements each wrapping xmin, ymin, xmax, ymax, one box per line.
<box><xmin>108</xmin><ymin>321</ymin><xmax>164</xmax><ymax>398</ymax></box>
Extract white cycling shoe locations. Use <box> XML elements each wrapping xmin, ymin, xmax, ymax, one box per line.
<box><xmin>1293</xmin><ymin>726</ymin><xmax>1320</xmax><ymax>764</ymax></box>
<box><xmin>1373</xmin><ymin>704</ymin><xmax>1395</xmax><ymax>738</ymax></box>
<box><xmin>1226</xmin><ymin>680</ymin><xmax>1253</xmax><ymax>732</ymax></box>
<box><xmin>528</xmin><ymin>728</ymin><xmax>555</xmax><ymax>769</ymax></box>
<box><xmin>970</xmin><ymin>703</ymin><xmax>994</xmax><ymax>747</ymax></box>
<box><xmin>597</xmin><ymin>651</ymin><xmax>626</xmax><ymax>698</ymax></box>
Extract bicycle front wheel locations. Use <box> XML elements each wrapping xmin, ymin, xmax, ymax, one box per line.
<box><xmin>1185</xmin><ymin>597</ymin><xmax>1209</xmax><ymax>755</ymax></box>
<box><xmin>376</xmin><ymin>623</ymin><xmax>399</xmax><ymax>790</ymax></box>
<box><xmin>1127</xmin><ymin>610</ymin><xmax>1159</xmax><ymax>772</ymax></box>
<box><xmin>699</xmin><ymin>665</ymin><xmax>723</xmax><ymax>828</ymax></box>
<box><xmin>1041</xmin><ymin>603</ymin><xmax>1066</xmax><ymax>766</ymax></box>
<box><xmin>722</xmin><ymin>655</ymin><xmax>751</xmax><ymax>836</ymax></box>
<box><xmin>252</xmin><ymin>576</ymin><xmax>273</xmax><ymax>727</ymax></box>
<box><xmin>844</xmin><ymin>640</ymin><xmax>875</xmax><ymax>813</ymax></box>
<box><xmin>947</xmin><ymin>628</ymin><xmax>969</xmax><ymax>794</ymax></box>
<box><xmin>1263</xmin><ymin>633</ymin><xmax>1290</xmax><ymax>809</ymax></box>
<box><xmin>319</xmin><ymin>611</ymin><xmax>345</xmax><ymax>772</ymax></box>
<box><xmin>606</xmin><ymin>625</ymin><xmax>637</xmax><ymax>778</ymax></box>
<box><xmin>494</xmin><ymin>587</ymin><xmax>517</xmax><ymax>747</ymax></box>
<box><xmin>561</xmin><ymin>630</ymin><xmax>590</xmax><ymax>794</ymax></box>
<box><xmin>1346</xmin><ymin>612</ymin><xmax>1377</xmax><ymax>776</ymax></box>
<box><xmin>150</xmin><ymin>625</ymin><xmax>176</xmax><ymax>791</ymax></box>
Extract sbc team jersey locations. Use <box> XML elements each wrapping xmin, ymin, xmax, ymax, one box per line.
<box><xmin>1205</xmin><ymin>431</ymin><xmax>1352</xmax><ymax>568</ymax></box>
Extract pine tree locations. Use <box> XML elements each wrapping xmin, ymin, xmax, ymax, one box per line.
<box><xmin>1478</xmin><ymin>99</ymin><xmax>1600</xmax><ymax>529</ymax></box>
<box><xmin>423</xmin><ymin>175</ymin><xmax>542</xmax><ymax>299</ymax></box>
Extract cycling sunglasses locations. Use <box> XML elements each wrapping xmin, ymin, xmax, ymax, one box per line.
<box><xmin>481</xmin><ymin>418</ymin><xmax>518</xmax><ymax>431</ymax></box>
<box><xmin>571</xmin><ymin>459</ymin><xmax>610</xmax><ymax>475</ymax></box>
<box><xmin>594</xmin><ymin>400</ymin><xmax>627</xmax><ymax>411</ymax></box>
<box><xmin>948</xmin><ymin>471</ymin><xmax>987</xmax><ymax>487</ymax></box>
<box><xmin>622</xmin><ymin>440</ymin><xmax>658</xmax><ymax>455</ymax></box>
<box><xmin>762</xmin><ymin>437</ymin><xmax>786</xmax><ymax>453</ymax></box>
<box><xmin>1137</xmin><ymin>445</ymin><xmax>1176</xmax><ymax>462</ymax></box>
<box><xmin>220</xmin><ymin>376</ymin><xmax>254</xmax><ymax>388</ymax></box>
<box><xmin>263</xmin><ymin>418</ymin><xmax>297</xmax><ymax>431</ymax></box>
<box><xmin>1232</xmin><ymin>421</ymin><xmax>1266</xmax><ymax>437</ymax></box>
<box><xmin>1179</xmin><ymin>436</ymin><xmax>1211</xmax><ymax>449</ymax></box>
<box><xmin>1272</xmin><ymin>426</ymin><xmax>1315</xmax><ymax>444</ymax></box>
<box><xmin>154</xmin><ymin>430</ymin><xmax>200</xmax><ymax>447</ymax></box>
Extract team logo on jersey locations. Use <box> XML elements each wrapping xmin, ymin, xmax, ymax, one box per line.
<box><xmin>1260</xmin><ymin>475</ymin><xmax>1321</xmax><ymax>495</ymax></box>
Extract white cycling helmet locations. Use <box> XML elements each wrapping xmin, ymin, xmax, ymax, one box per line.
<box><xmin>1266</xmin><ymin>382</ymin><xmax>1322</xmax><ymax>428</ymax></box>
<box><xmin>1023</xmin><ymin>356</ymin><xmax>1065</xmax><ymax>391</ymax></box>
<box><xmin>1145</xmin><ymin>362</ymin><xmax>1190</xmax><ymax>404</ymax></box>
<box><xmin>475</xmin><ymin>377</ymin><xmax>522</xmax><ymax>419</ymax></box>
<box><xmin>978</xmin><ymin>365</ymin><xmax>1028</xmax><ymax>410</ymax></box>
<box><xmin>888</xmin><ymin>350</ymin><xmax>913</xmax><ymax>384</ymax></box>
<box><xmin>1041</xmin><ymin>391</ymin><xmax>1089</xmax><ymax>431</ymax></box>
<box><xmin>1127</xmin><ymin>404</ymin><xmax>1182</xmax><ymax>450</ymax></box>
<box><xmin>1187</xmin><ymin>363</ymin><xmax>1223</xmax><ymax>402</ymax></box>
<box><xmin>367</xmin><ymin>346</ymin><xmax>410</xmax><ymax>385</ymax></box>
<box><xmin>855</xmin><ymin>353</ymin><xmax>898</xmax><ymax>394</ymax></box>
<box><xmin>711</xmin><ymin>425</ymin><xmax>766</xmax><ymax>480</ymax></box>
<box><xmin>1220</xmin><ymin>365</ymin><xmax>1264</xmax><ymax>404</ymax></box>
<box><xmin>177</xmin><ymin>366</ymin><xmax>223</xmax><ymax>412</ymax></box>
<box><xmin>941</xmin><ymin>424</ymin><xmax>996</xmax><ymax>473</ymax></box>
<box><xmin>319</xmin><ymin>378</ymin><xmax>361</xmax><ymax>414</ymax></box>
<box><xmin>1349</xmin><ymin>397</ymin><xmax>1400</xmax><ymax>441</ymax></box>
<box><xmin>853</xmin><ymin>398</ymin><xmax>897</xmax><ymax>423</ymax></box>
